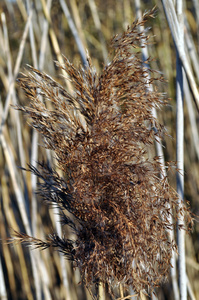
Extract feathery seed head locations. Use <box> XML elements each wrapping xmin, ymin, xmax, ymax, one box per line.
<box><xmin>15</xmin><ymin>10</ymin><xmax>191</xmax><ymax>298</ymax></box>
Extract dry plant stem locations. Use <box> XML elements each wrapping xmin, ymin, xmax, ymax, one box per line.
<box><xmin>59</xmin><ymin>0</ymin><xmax>88</xmax><ymax>67</ymax></box>
<box><xmin>184</xmin><ymin>76</ymin><xmax>199</xmax><ymax>160</ymax></box>
<box><xmin>161</xmin><ymin>0</ymin><xmax>199</xmax><ymax>111</ymax></box>
<box><xmin>26</xmin><ymin>0</ymin><xmax>39</xmax><ymax>234</ymax></box>
<box><xmin>140</xmin><ymin>291</ymin><xmax>148</xmax><ymax>300</ymax></box>
<box><xmin>40</xmin><ymin>0</ymin><xmax>88</xmax><ymax>296</ymax></box>
<box><xmin>25</xmin><ymin>2</ymin><xmax>45</xmax><ymax>300</ymax></box>
<box><xmin>176</xmin><ymin>0</ymin><xmax>186</xmax><ymax>299</ymax></box>
<box><xmin>26</xmin><ymin>0</ymin><xmax>37</xmax><ymax>68</ymax></box>
<box><xmin>70</xmin><ymin>0</ymin><xmax>88</xmax><ymax>50</ymax></box>
<box><xmin>1</xmin><ymin>12</ymin><xmax>26</xmax><ymax>171</ymax></box>
<box><xmin>192</xmin><ymin>0</ymin><xmax>199</xmax><ymax>52</ymax></box>
<box><xmin>98</xmin><ymin>283</ymin><xmax>105</xmax><ymax>300</ymax></box>
<box><xmin>116</xmin><ymin>295</ymin><xmax>138</xmax><ymax>300</ymax></box>
<box><xmin>88</xmin><ymin>0</ymin><xmax>108</xmax><ymax>62</ymax></box>
<box><xmin>135</xmin><ymin>3</ymin><xmax>179</xmax><ymax>297</ymax></box>
<box><xmin>0</xmin><ymin>122</ymin><xmax>7</xmax><ymax>300</ymax></box>
<box><xmin>4</xmin><ymin>0</ymin><xmax>14</xmax><ymax>16</ymax></box>
<box><xmin>38</xmin><ymin>0</ymin><xmax>53</xmax><ymax>69</ymax></box>
<box><xmin>186</xmin><ymin>275</ymin><xmax>196</xmax><ymax>300</ymax></box>
<box><xmin>0</xmin><ymin>134</ymin><xmax>31</xmax><ymax>235</ymax></box>
<box><xmin>184</xmin><ymin>18</ymin><xmax>199</xmax><ymax>82</ymax></box>
<box><xmin>43</xmin><ymin>1</ymin><xmax>83</xmax><ymax>297</ymax></box>
<box><xmin>32</xmin><ymin>0</ymin><xmax>53</xmax><ymax>236</ymax></box>
<box><xmin>120</xmin><ymin>284</ymin><xmax>124</xmax><ymax>298</ymax></box>
<box><xmin>1</xmin><ymin>173</ymin><xmax>23</xmax><ymax>299</ymax></box>
<box><xmin>123</xmin><ymin>0</ymin><xmax>131</xmax><ymax>29</ymax></box>
<box><xmin>40</xmin><ymin>0</ymin><xmax>72</xmax><ymax>91</ymax></box>
<box><xmin>29</xmin><ymin>1</ymin><xmax>71</xmax><ymax>298</ymax></box>
<box><xmin>134</xmin><ymin>4</ymin><xmax>166</xmax><ymax>173</ymax></box>
<box><xmin>0</xmin><ymin>135</ymin><xmax>36</xmax><ymax>300</ymax></box>
<box><xmin>16</xmin><ymin>0</ymin><xmax>27</xmax><ymax>21</ymax></box>
<box><xmin>0</xmin><ymin>256</ymin><xmax>7</xmax><ymax>299</ymax></box>
<box><xmin>0</xmin><ymin>9</ymin><xmax>32</xmax><ymax>137</ymax></box>
<box><xmin>186</xmin><ymin>257</ymin><xmax>199</xmax><ymax>271</ymax></box>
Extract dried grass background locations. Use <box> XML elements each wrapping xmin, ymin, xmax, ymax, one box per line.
<box><xmin>0</xmin><ymin>0</ymin><xmax>199</xmax><ymax>299</ymax></box>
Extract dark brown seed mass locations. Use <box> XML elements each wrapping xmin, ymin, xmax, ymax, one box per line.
<box><xmin>14</xmin><ymin>9</ymin><xmax>191</xmax><ymax>298</ymax></box>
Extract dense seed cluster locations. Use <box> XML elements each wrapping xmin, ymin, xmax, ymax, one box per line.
<box><xmin>15</xmin><ymin>11</ymin><xmax>191</xmax><ymax>298</ymax></box>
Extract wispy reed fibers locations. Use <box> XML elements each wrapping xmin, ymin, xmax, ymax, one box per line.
<box><xmin>14</xmin><ymin>10</ymin><xmax>191</xmax><ymax>298</ymax></box>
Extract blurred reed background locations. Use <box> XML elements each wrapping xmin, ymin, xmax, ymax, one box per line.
<box><xmin>0</xmin><ymin>0</ymin><xmax>199</xmax><ymax>299</ymax></box>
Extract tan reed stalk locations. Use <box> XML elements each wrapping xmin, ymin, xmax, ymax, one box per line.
<box><xmin>1</xmin><ymin>131</ymin><xmax>37</xmax><ymax>300</ymax></box>
<box><xmin>16</xmin><ymin>0</ymin><xmax>27</xmax><ymax>21</ymax></box>
<box><xmin>25</xmin><ymin>1</ymin><xmax>48</xmax><ymax>299</ymax></box>
<box><xmin>0</xmin><ymin>186</ymin><xmax>8</xmax><ymax>300</ymax></box>
<box><xmin>38</xmin><ymin>0</ymin><xmax>52</xmax><ymax>70</ymax></box>
<box><xmin>70</xmin><ymin>0</ymin><xmax>88</xmax><ymax>50</ymax></box>
<box><xmin>1</xmin><ymin>175</ymin><xmax>18</xmax><ymax>300</ymax></box>
<box><xmin>0</xmin><ymin>9</ymin><xmax>33</xmax><ymax>137</ymax></box>
<box><xmin>184</xmin><ymin>20</ymin><xmax>199</xmax><ymax>82</ymax></box>
<box><xmin>161</xmin><ymin>0</ymin><xmax>199</xmax><ymax>111</ymax></box>
<box><xmin>98</xmin><ymin>283</ymin><xmax>105</xmax><ymax>300</ymax></box>
<box><xmin>1</xmin><ymin>11</ymin><xmax>27</xmax><ymax>189</ymax></box>
<box><xmin>27</xmin><ymin>1</ymin><xmax>73</xmax><ymax>298</ymax></box>
<box><xmin>184</xmin><ymin>76</ymin><xmax>199</xmax><ymax>160</ymax></box>
<box><xmin>175</xmin><ymin>1</ymin><xmax>186</xmax><ymax>299</ymax></box>
<box><xmin>59</xmin><ymin>0</ymin><xmax>88</xmax><ymax>67</ymax></box>
<box><xmin>135</xmin><ymin>2</ymin><xmax>180</xmax><ymax>300</ymax></box>
<box><xmin>87</xmin><ymin>0</ymin><xmax>108</xmax><ymax>62</ymax></box>
<box><xmin>186</xmin><ymin>276</ymin><xmax>196</xmax><ymax>300</ymax></box>
<box><xmin>0</xmin><ymin>257</ymin><xmax>7</xmax><ymax>300</ymax></box>
<box><xmin>40</xmin><ymin>0</ymin><xmax>72</xmax><ymax>91</ymax></box>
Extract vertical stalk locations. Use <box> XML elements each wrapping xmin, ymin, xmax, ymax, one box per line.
<box><xmin>98</xmin><ymin>283</ymin><xmax>106</xmax><ymax>300</ymax></box>
<box><xmin>59</xmin><ymin>0</ymin><xmax>88</xmax><ymax>67</ymax></box>
<box><xmin>88</xmin><ymin>0</ymin><xmax>108</xmax><ymax>62</ymax></box>
<box><xmin>0</xmin><ymin>257</ymin><xmax>7</xmax><ymax>300</ymax></box>
<box><xmin>161</xmin><ymin>0</ymin><xmax>199</xmax><ymax>111</ymax></box>
<box><xmin>119</xmin><ymin>284</ymin><xmax>124</xmax><ymax>299</ymax></box>
<box><xmin>135</xmin><ymin>1</ymin><xmax>179</xmax><ymax>298</ymax></box>
<box><xmin>0</xmin><ymin>10</ymin><xmax>32</xmax><ymax>136</ymax></box>
<box><xmin>176</xmin><ymin>0</ymin><xmax>186</xmax><ymax>299</ymax></box>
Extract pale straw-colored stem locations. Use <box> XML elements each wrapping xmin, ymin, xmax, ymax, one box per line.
<box><xmin>161</xmin><ymin>0</ymin><xmax>199</xmax><ymax>111</ymax></box>
<box><xmin>0</xmin><ymin>257</ymin><xmax>7</xmax><ymax>300</ymax></box>
<box><xmin>59</xmin><ymin>0</ymin><xmax>88</xmax><ymax>67</ymax></box>
<box><xmin>0</xmin><ymin>10</ymin><xmax>33</xmax><ymax>136</ymax></box>
<box><xmin>135</xmin><ymin>1</ymin><xmax>179</xmax><ymax>298</ymax></box>
<box><xmin>88</xmin><ymin>0</ymin><xmax>108</xmax><ymax>62</ymax></box>
<box><xmin>175</xmin><ymin>0</ymin><xmax>186</xmax><ymax>299</ymax></box>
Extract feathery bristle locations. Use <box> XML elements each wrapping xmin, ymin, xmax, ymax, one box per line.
<box><xmin>15</xmin><ymin>10</ymin><xmax>191</xmax><ymax>297</ymax></box>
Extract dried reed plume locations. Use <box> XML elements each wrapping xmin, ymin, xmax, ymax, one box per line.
<box><xmin>15</xmin><ymin>10</ymin><xmax>191</xmax><ymax>298</ymax></box>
